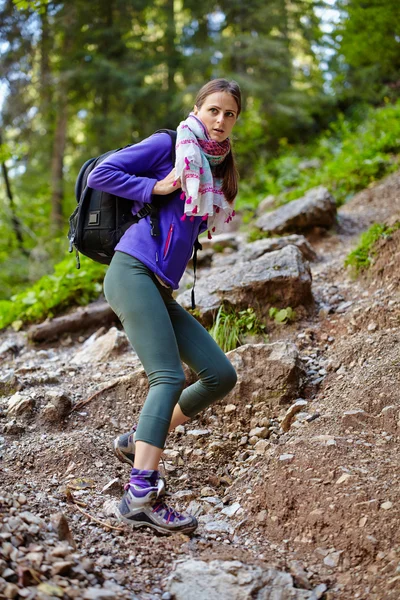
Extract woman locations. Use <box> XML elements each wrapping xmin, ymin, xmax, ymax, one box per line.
<box><xmin>87</xmin><ymin>78</ymin><xmax>241</xmax><ymax>535</ymax></box>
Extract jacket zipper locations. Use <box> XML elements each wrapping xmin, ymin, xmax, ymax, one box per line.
<box><xmin>163</xmin><ymin>224</ymin><xmax>174</xmax><ymax>259</ymax></box>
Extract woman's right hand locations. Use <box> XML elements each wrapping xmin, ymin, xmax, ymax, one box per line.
<box><xmin>152</xmin><ymin>168</ymin><xmax>181</xmax><ymax>195</ymax></box>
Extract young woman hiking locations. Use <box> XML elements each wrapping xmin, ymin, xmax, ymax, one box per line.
<box><xmin>87</xmin><ymin>78</ymin><xmax>241</xmax><ymax>535</ymax></box>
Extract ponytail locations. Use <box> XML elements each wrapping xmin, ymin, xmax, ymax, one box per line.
<box><xmin>215</xmin><ymin>149</ymin><xmax>239</xmax><ymax>204</ymax></box>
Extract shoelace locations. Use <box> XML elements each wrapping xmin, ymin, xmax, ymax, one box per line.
<box><xmin>152</xmin><ymin>501</ymin><xmax>182</xmax><ymax>523</ymax></box>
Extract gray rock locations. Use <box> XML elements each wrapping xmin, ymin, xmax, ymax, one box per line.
<box><xmin>241</xmin><ymin>236</ymin><xmax>317</xmax><ymax>262</ymax></box>
<box><xmin>72</xmin><ymin>327</ymin><xmax>129</xmax><ymax>365</ymax></box>
<box><xmin>42</xmin><ymin>389</ymin><xmax>73</xmax><ymax>421</ymax></box>
<box><xmin>83</xmin><ymin>588</ymin><xmax>117</xmax><ymax>599</ymax></box>
<box><xmin>256</xmin><ymin>186</ymin><xmax>336</xmax><ymax>234</ymax></box>
<box><xmin>167</xmin><ymin>559</ymin><xmax>318</xmax><ymax>599</ymax></box>
<box><xmin>256</xmin><ymin>195</ymin><xmax>276</xmax><ymax>215</ymax></box>
<box><xmin>200</xmin><ymin>232</ymin><xmax>240</xmax><ymax>252</ymax></box>
<box><xmin>223</xmin><ymin>342</ymin><xmax>306</xmax><ymax>418</ymax></box>
<box><xmin>204</xmin><ymin>521</ymin><xmax>234</xmax><ymax>535</ymax></box>
<box><xmin>6</xmin><ymin>394</ymin><xmax>34</xmax><ymax>417</ymax></box>
<box><xmin>178</xmin><ymin>245</ymin><xmax>312</xmax><ymax>324</ymax></box>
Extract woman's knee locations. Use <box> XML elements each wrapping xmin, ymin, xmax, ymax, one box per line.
<box><xmin>219</xmin><ymin>361</ymin><xmax>237</xmax><ymax>395</ymax></box>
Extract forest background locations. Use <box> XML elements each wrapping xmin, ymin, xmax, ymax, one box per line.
<box><xmin>1</xmin><ymin>0</ymin><xmax>400</xmax><ymax>327</ymax></box>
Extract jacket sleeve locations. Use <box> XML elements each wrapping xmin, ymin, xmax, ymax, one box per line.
<box><xmin>87</xmin><ymin>133</ymin><xmax>172</xmax><ymax>204</ymax></box>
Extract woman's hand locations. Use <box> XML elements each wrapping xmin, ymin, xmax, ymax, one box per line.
<box><xmin>152</xmin><ymin>168</ymin><xmax>181</xmax><ymax>195</ymax></box>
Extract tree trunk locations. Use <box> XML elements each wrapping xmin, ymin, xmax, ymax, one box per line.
<box><xmin>0</xmin><ymin>134</ymin><xmax>28</xmax><ymax>255</ymax></box>
<box><xmin>50</xmin><ymin>91</ymin><xmax>68</xmax><ymax>233</ymax></box>
<box><xmin>165</xmin><ymin>0</ymin><xmax>178</xmax><ymax>95</ymax></box>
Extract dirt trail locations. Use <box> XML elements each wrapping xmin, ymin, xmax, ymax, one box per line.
<box><xmin>1</xmin><ymin>172</ymin><xmax>400</xmax><ymax>599</ymax></box>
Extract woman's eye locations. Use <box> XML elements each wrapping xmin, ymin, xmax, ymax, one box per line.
<box><xmin>226</xmin><ymin>112</ymin><xmax>235</xmax><ymax>118</ymax></box>
<box><xmin>210</xmin><ymin>108</ymin><xmax>218</xmax><ymax>113</ymax></box>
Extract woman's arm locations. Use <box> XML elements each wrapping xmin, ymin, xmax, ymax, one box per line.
<box><xmin>87</xmin><ymin>133</ymin><xmax>173</xmax><ymax>204</ymax></box>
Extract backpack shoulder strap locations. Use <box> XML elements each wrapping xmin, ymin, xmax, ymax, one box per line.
<box><xmin>153</xmin><ymin>129</ymin><xmax>177</xmax><ymax>164</ymax></box>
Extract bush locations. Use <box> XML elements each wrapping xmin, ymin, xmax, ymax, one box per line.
<box><xmin>344</xmin><ymin>221</ymin><xmax>400</xmax><ymax>274</ymax></box>
<box><xmin>0</xmin><ymin>255</ymin><xmax>106</xmax><ymax>330</ymax></box>
<box><xmin>209</xmin><ymin>306</ymin><xmax>267</xmax><ymax>353</ymax></box>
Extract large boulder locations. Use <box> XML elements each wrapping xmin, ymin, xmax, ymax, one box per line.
<box><xmin>167</xmin><ymin>559</ymin><xmax>324</xmax><ymax>600</ymax></box>
<box><xmin>177</xmin><ymin>244</ymin><xmax>312</xmax><ymax>324</ymax></box>
<box><xmin>212</xmin><ymin>235</ymin><xmax>317</xmax><ymax>269</ymax></box>
<box><xmin>255</xmin><ymin>186</ymin><xmax>336</xmax><ymax>234</ymax></box>
<box><xmin>222</xmin><ymin>342</ymin><xmax>306</xmax><ymax>421</ymax></box>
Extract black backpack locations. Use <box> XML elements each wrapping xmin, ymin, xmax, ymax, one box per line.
<box><xmin>68</xmin><ymin>129</ymin><xmax>177</xmax><ymax>268</ymax></box>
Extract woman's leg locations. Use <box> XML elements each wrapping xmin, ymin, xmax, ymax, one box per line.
<box><xmin>104</xmin><ymin>252</ymin><xmax>186</xmax><ymax>468</ymax></box>
<box><xmin>165</xmin><ymin>297</ymin><xmax>237</xmax><ymax>419</ymax></box>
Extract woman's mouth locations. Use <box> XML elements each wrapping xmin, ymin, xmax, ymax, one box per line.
<box><xmin>213</xmin><ymin>128</ymin><xmax>224</xmax><ymax>134</ymax></box>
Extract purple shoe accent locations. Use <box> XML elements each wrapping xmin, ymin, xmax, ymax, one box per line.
<box><xmin>129</xmin><ymin>468</ymin><xmax>159</xmax><ymax>488</ymax></box>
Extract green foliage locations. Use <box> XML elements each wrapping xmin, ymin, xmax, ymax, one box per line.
<box><xmin>332</xmin><ymin>0</ymin><xmax>400</xmax><ymax>104</ymax></box>
<box><xmin>209</xmin><ymin>306</ymin><xmax>266</xmax><ymax>353</ymax></box>
<box><xmin>269</xmin><ymin>306</ymin><xmax>296</xmax><ymax>324</ymax></box>
<box><xmin>344</xmin><ymin>222</ymin><xmax>400</xmax><ymax>275</ymax></box>
<box><xmin>0</xmin><ymin>255</ymin><xmax>106</xmax><ymax>331</ymax></box>
<box><xmin>236</xmin><ymin>100</ymin><xmax>400</xmax><ymax>210</ymax></box>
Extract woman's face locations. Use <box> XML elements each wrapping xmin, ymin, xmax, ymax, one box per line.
<box><xmin>193</xmin><ymin>91</ymin><xmax>238</xmax><ymax>142</ymax></box>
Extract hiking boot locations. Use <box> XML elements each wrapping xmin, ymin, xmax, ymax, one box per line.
<box><xmin>115</xmin><ymin>469</ymin><xmax>198</xmax><ymax>535</ymax></box>
<box><xmin>113</xmin><ymin>428</ymin><xmax>136</xmax><ymax>467</ymax></box>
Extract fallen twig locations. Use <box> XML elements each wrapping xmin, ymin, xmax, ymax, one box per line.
<box><xmin>70</xmin><ymin>375</ymin><xmax>134</xmax><ymax>413</ymax></box>
<box><xmin>66</xmin><ymin>490</ymin><xmax>124</xmax><ymax>532</ymax></box>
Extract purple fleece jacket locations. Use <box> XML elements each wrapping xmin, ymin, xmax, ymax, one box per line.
<box><xmin>87</xmin><ymin>132</ymin><xmax>205</xmax><ymax>289</ymax></box>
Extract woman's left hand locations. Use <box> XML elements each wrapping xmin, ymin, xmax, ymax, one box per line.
<box><xmin>153</xmin><ymin>168</ymin><xmax>181</xmax><ymax>195</ymax></box>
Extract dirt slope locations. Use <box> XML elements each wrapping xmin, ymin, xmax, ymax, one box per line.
<box><xmin>1</xmin><ymin>171</ymin><xmax>400</xmax><ymax>599</ymax></box>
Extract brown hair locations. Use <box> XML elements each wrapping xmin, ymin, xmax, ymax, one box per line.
<box><xmin>194</xmin><ymin>78</ymin><xmax>241</xmax><ymax>204</ymax></box>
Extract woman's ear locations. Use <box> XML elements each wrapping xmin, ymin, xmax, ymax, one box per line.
<box><xmin>193</xmin><ymin>105</ymin><xmax>199</xmax><ymax>115</ymax></box>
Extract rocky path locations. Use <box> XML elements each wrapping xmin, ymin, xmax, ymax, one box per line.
<box><xmin>1</xmin><ymin>172</ymin><xmax>400</xmax><ymax>599</ymax></box>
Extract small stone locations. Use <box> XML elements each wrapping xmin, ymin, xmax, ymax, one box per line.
<box><xmin>51</xmin><ymin>561</ymin><xmax>75</xmax><ymax>576</ymax></box>
<box><xmin>324</xmin><ymin>551</ymin><xmax>341</xmax><ymax>568</ymax></box>
<box><xmin>367</xmin><ymin>321</ymin><xmax>377</xmax><ymax>332</ymax></box>
<box><xmin>336</xmin><ymin>473</ymin><xmax>351</xmax><ymax>485</ymax></box>
<box><xmin>187</xmin><ymin>501</ymin><xmax>204</xmax><ymax>517</ymax></box>
<box><xmin>254</xmin><ymin>440</ymin><xmax>269</xmax><ymax>454</ymax></box>
<box><xmin>225</xmin><ymin>404</ymin><xmax>237</xmax><ymax>413</ymax></box>
<box><xmin>175</xmin><ymin>425</ymin><xmax>185</xmax><ymax>434</ymax></box>
<box><xmin>279</xmin><ymin>453</ymin><xmax>294</xmax><ymax>463</ymax></box>
<box><xmin>187</xmin><ymin>429</ymin><xmax>210</xmax><ymax>437</ymax></box>
<box><xmin>312</xmin><ymin>583</ymin><xmax>328</xmax><ymax>599</ymax></box>
<box><xmin>249</xmin><ymin>426</ymin><xmax>269</xmax><ymax>439</ymax></box>
<box><xmin>204</xmin><ymin>520</ymin><xmax>234</xmax><ymax>535</ymax></box>
<box><xmin>221</xmin><ymin>502</ymin><xmax>241</xmax><ymax>518</ymax></box>
<box><xmin>49</xmin><ymin>513</ymin><xmax>75</xmax><ymax>547</ymax></box>
<box><xmin>4</xmin><ymin>583</ymin><xmax>19</xmax><ymax>599</ymax></box>
<box><xmin>101</xmin><ymin>478</ymin><xmax>122</xmax><ymax>495</ymax></box>
<box><xmin>281</xmin><ymin>399</ymin><xmax>308</xmax><ymax>432</ymax></box>
<box><xmin>248</xmin><ymin>436</ymin><xmax>259</xmax><ymax>446</ymax></box>
<box><xmin>239</xmin><ymin>436</ymin><xmax>248</xmax><ymax>446</ymax></box>
<box><xmin>36</xmin><ymin>583</ymin><xmax>64</xmax><ymax>598</ymax></box>
<box><xmin>256</xmin><ymin>510</ymin><xmax>267</xmax><ymax>522</ymax></box>
<box><xmin>289</xmin><ymin>560</ymin><xmax>312</xmax><ymax>590</ymax></box>
<box><xmin>83</xmin><ymin>588</ymin><xmax>116</xmax><ymax>599</ymax></box>
<box><xmin>380</xmin><ymin>501</ymin><xmax>393</xmax><ymax>510</ymax></box>
<box><xmin>342</xmin><ymin>409</ymin><xmax>371</xmax><ymax>428</ymax></box>
<box><xmin>200</xmin><ymin>487</ymin><xmax>216</xmax><ymax>497</ymax></box>
<box><xmin>162</xmin><ymin>593</ymin><xmax>172</xmax><ymax>600</ymax></box>
<box><xmin>6</xmin><ymin>393</ymin><xmax>34</xmax><ymax>417</ymax></box>
<box><xmin>359</xmin><ymin>516</ymin><xmax>368</xmax><ymax>527</ymax></box>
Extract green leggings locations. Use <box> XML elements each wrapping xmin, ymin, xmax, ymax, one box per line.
<box><xmin>104</xmin><ymin>251</ymin><xmax>237</xmax><ymax>449</ymax></box>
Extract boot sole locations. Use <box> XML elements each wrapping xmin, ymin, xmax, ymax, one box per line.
<box><xmin>115</xmin><ymin>508</ymin><xmax>198</xmax><ymax>536</ymax></box>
